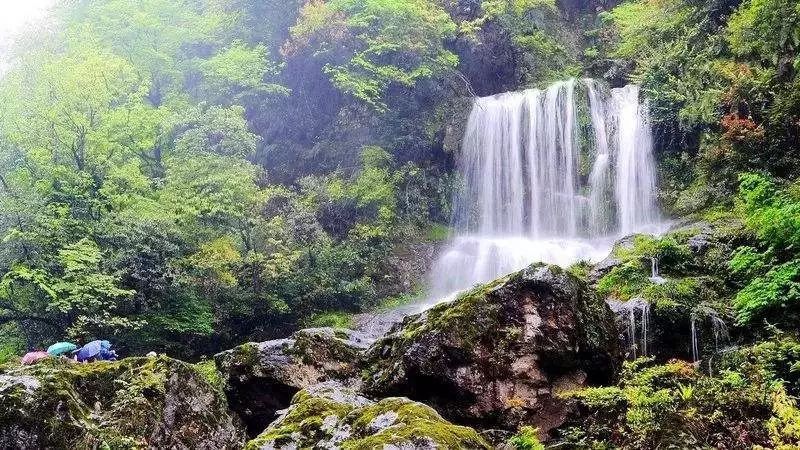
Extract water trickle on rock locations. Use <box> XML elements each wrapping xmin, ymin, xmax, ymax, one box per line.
<box><xmin>691</xmin><ymin>318</ymin><xmax>700</xmax><ymax>362</ymax></box>
<box><xmin>649</xmin><ymin>256</ymin><xmax>667</xmax><ymax>285</ymax></box>
<box><xmin>711</xmin><ymin>314</ymin><xmax>730</xmax><ymax>352</ymax></box>
<box><xmin>608</xmin><ymin>298</ymin><xmax>651</xmax><ymax>358</ymax></box>
<box><xmin>428</xmin><ymin>79</ymin><xmax>662</xmax><ymax>301</ymax></box>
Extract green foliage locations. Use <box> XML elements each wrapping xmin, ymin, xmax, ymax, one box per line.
<box><xmin>562</xmin><ymin>357</ymin><xmax>800</xmax><ymax>448</ymax></box>
<box><xmin>597</xmin><ymin>262</ymin><xmax>650</xmax><ymax>300</ymax></box>
<box><xmin>508</xmin><ymin>426</ymin><xmax>545</xmax><ymax>450</ymax></box>
<box><xmin>731</xmin><ymin>173</ymin><xmax>800</xmax><ymax>324</ymax></box>
<box><xmin>600</xmin><ymin>0</ymin><xmax>800</xmax><ymax>210</ymax></box>
<box><xmin>199</xmin><ymin>41</ymin><xmax>289</xmax><ymax>103</ymax></box>
<box><xmin>605</xmin><ymin>0</ymin><xmax>695</xmax><ymax>62</ymax></box>
<box><xmin>597</xmin><ymin>235</ymin><xmax>693</xmax><ymax>302</ymax></box>
<box><xmin>0</xmin><ymin>324</ymin><xmax>24</xmax><ymax>365</ymax></box>
<box><xmin>193</xmin><ymin>359</ymin><xmax>224</xmax><ymax>392</ymax></box>
<box><xmin>727</xmin><ymin>0</ymin><xmax>800</xmax><ymax>70</ymax></box>
<box><xmin>51</xmin><ymin>239</ymin><xmax>139</xmax><ymax>339</ymax></box>
<box><xmin>305</xmin><ymin>310</ymin><xmax>355</xmax><ymax>329</ymax></box>
<box><xmin>288</xmin><ymin>0</ymin><xmax>458</xmax><ymax>110</ymax></box>
<box><xmin>426</xmin><ymin>223</ymin><xmax>451</xmax><ymax>241</ymax></box>
<box><xmin>0</xmin><ymin>1</ymin><xmax>450</xmax><ymax>357</ymax></box>
<box><xmin>616</xmin><ymin>235</ymin><xmax>692</xmax><ymax>266</ymax></box>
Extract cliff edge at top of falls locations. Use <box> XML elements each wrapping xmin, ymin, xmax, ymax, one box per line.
<box><xmin>362</xmin><ymin>263</ymin><xmax>620</xmax><ymax>436</ymax></box>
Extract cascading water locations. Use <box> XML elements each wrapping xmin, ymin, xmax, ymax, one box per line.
<box><xmin>586</xmin><ymin>80</ymin><xmax>614</xmax><ymax>236</ymax></box>
<box><xmin>613</xmin><ymin>85</ymin><xmax>660</xmax><ymax>235</ymax></box>
<box><xmin>428</xmin><ymin>78</ymin><xmax>662</xmax><ymax>301</ymax></box>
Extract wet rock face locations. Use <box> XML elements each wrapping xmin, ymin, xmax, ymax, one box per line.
<box><xmin>0</xmin><ymin>357</ymin><xmax>245</xmax><ymax>450</ymax></box>
<box><xmin>214</xmin><ymin>327</ymin><xmax>370</xmax><ymax>436</ymax></box>
<box><xmin>362</xmin><ymin>263</ymin><xmax>620</xmax><ymax>436</ymax></box>
<box><xmin>245</xmin><ymin>381</ymin><xmax>492</xmax><ymax>450</ymax></box>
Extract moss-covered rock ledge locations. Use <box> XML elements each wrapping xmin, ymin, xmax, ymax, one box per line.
<box><xmin>245</xmin><ymin>381</ymin><xmax>491</xmax><ymax>449</ymax></box>
<box><xmin>363</xmin><ymin>263</ymin><xmax>620</xmax><ymax>436</ymax></box>
<box><xmin>215</xmin><ymin>327</ymin><xmax>370</xmax><ymax>436</ymax></box>
<box><xmin>0</xmin><ymin>356</ymin><xmax>245</xmax><ymax>449</ymax></box>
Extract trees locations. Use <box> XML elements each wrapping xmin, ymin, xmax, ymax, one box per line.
<box><xmin>287</xmin><ymin>0</ymin><xmax>458</xmax><ymax>111</ymax></box>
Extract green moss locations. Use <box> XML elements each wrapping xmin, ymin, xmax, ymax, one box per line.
<box><xmin>1</xmin><ymin>356</ymin><xmax>241</xmax><ymax>449</ymax></box>
<box><xmin>305</xmin><ymin>310</ymin><xmax>355</xmax><ymax>328</ymax></box>
<box><xmin>597</xmin><ymin>261</ymin><xmax>650</xmax><ymax>300</ymax></box>
<box><xmin>248</xmin><ymin>386</ymin><xmax>490</xmax><ymax>449</ymax></box>
<box><xmin>345</xmin><ymin>398</ymin><xmax>489</xmax><ymax>449</ymax></box>
<box><xmin>568</xmin><ymin>261</ymin><xmax>591</xmax><ymax>283</ymax></box>
<box><xmin>231</xmin><ymin>342</ymin><xmax>260</xmax><ymax>368</ymax></box>
<box><xmin>508</xmin><ymin>426</ymin><xmax>545</xmax><ymax>450</ymax></box>
<box><xmin>193</xmin><ymin>359</ymin><xmax>223</xmax><ymax>392</ymax></box>
<box><xmin>614</xmin><ymin>235</ymin><xmax>692</xmax><ymax>269</ymax></box>
<box><xmin>563</xmin><ymin>386</ymin><xmax>625</xmax><ymax>409</ymax></box>
<box><xmin>247</xmin><ymin>391</ymin><xmax>351</xmax><ymax>448</ymax></box>
<box><xmin>290</xmin><ymin>329</ymin><xmax>361</xmax><ymax>371</ymax></box>
<box><xmin>406</xmin><ymin>272</ymin><xmax>514</xmax><ymax>345</ymax></box>
<box><xmin>345</xmin><ymin>418</ymin><xmax>488</xmax><ymax>449</ymax></box>
<box><xmin>556</xmin><ymin>356</ymin><xmax>800</xmax><ymax>448</ymax></box>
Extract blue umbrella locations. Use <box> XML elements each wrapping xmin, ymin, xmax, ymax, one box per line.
<box><xmin>98</xmin><ymin>348</ymin><xmax>118</xmax><ymax>361</ymax></box>
<box><xmin>47</xmin><ymin>342</ymin><xmax>77</xmax><ymax>357</ymax></box>
<box><xmin>75</xmin><ymin>340</ymin><xmax>103</xmax><ymax>362</ymax></box>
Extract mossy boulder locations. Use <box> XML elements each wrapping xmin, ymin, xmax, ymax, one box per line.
<box><xmin>362</xmin><ymin>263</ymin><xmax>620</xmax><ymax>436</ymax></box>
<box><xmin>245</xmin><ymin>381</ymin><xmax>491</xmax><ymax>449</ymax></box>
<box><xmin>555</xmin><ymin>357</ymin><xmax>798</xmax><ymax>448</ymax></box>
<box><xmin>0</xmin><ymin>356</ymin><xmax>245</xmax><ymax>449</ymax></box>
<box><xmin>215</xmin><ymin>327</ymin><xmax>370</xmax><ymax>435</ymax></box>
<box><xmin>593</xmin><ymin>215</ymin><xmax>756</xmax><ymax>362</ymax></box>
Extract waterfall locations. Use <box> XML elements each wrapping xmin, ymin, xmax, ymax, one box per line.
<box><xmin>428</xmin><ymin>79</ymin><xmax>662</xmax><ymax>301</ymax></box>
<box><xmin>586</xmin><ymin>80</ymin><xmax>614</xmax><ymax>236</ymax></box>
<box><xmin>613</xmin><ymin>85</ymin><xmax>659</xmax><ymax>234</ymax></box>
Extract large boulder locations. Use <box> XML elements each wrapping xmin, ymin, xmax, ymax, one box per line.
<box><xmin>363</xmin><ymin>263</ymin><xmax>620</xmax><ymax>435</ymax></box>
<box><xmin>245</xmin><ymin>381</ymin><xmax>491</xmax><ymax>449</ymax></box>
<box><xmin>215</xmin><ymin>327</ymin><xmax>370</xmax><ymax>435</ymax></box>
<box><xmin>0</xmin><ymin>356</ymin><xmax>245</xmax><ymax>449</ymax></box>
